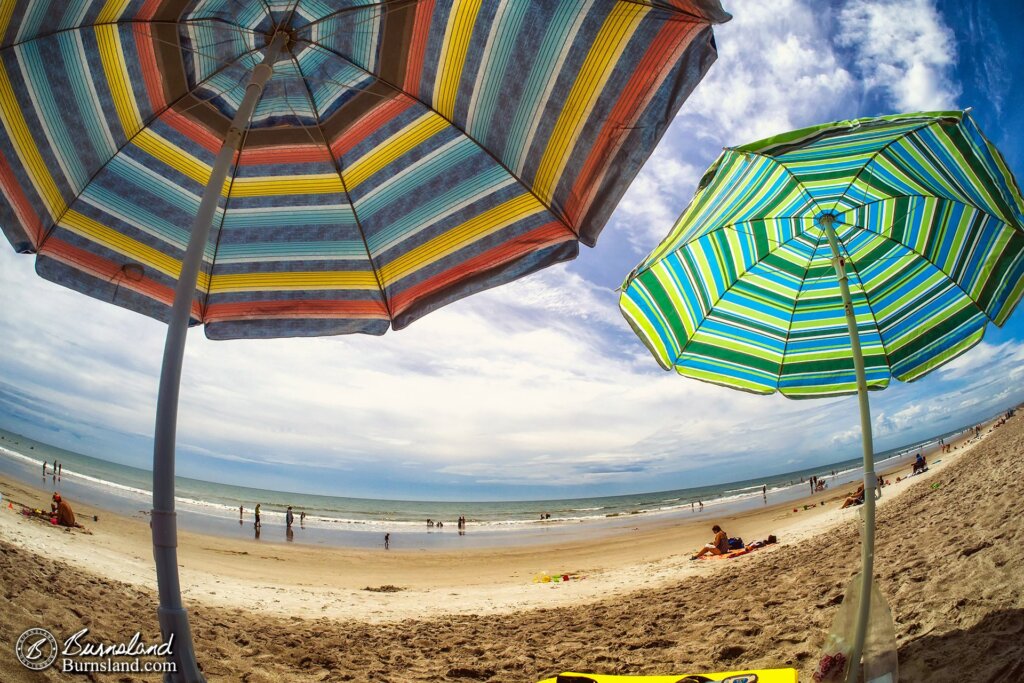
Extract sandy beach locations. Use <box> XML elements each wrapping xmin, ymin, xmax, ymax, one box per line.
<box><xmin>1</xmin><ymin>414</ymin><xmax>1021</xmax><ymax>682</ymax></box>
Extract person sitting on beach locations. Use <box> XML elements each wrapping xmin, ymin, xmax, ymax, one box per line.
<box><xmin>51</xmin><ymin>493</ymin><xmax>77</xmax><ymax>527</ymax></box>
<box><xmin>913</xmin><ymin>453</ymin><xmax>927</xmax><ymax>474</ymax></box>
<box><xmin>841</xmin><ymin>483</ymin><xmax>865</xmax><ymax>509</ymax></box>
<box><xmin>691</xmin><ymin>524</ymin><xmax>730</xmax><ymax>559</ymax></box>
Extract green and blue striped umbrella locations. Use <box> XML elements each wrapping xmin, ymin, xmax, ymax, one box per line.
<box><xmin>621</xmin><ymin>111</ymin><xmax>1024</xmax><ymax>397</ymax></box>
<box><xmin>620</xmin><ymin>110</ymin><xmax>1024</xmax><ymax>682</ymax></box>
<box><xmin>0</xmin><ymin>2</ymin><xmax>729</xmax><ymax>680</ymax></box>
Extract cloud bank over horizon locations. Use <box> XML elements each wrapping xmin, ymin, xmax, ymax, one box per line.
<box><xmin>2</xmin><ymin>0</ymin><xmax>1023</xmax><ymax>500</ymax></box>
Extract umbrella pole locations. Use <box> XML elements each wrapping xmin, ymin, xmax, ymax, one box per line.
<box><xmin>822</xmin><ymin>216</ymin><xmax>877</xmax><ymax>683</ymax></box>
<box><xmin>151</xmin><ymin>31</ymin><xmax>287</xmax><ymax>682</ymax></box>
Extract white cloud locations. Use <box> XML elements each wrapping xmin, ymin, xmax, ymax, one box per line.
<box><xmin>686</xmin><ymin>0</ymin><xmax>855</xmax><ymax>143</ymax></box>
<box><xmin>615</xmin><ymin>0</ymin><xmax>857</xmax><ymax>253</ymax></box>
<box><xmin>838</xmin><ymin>0</ymin><xmax>961</xmax><ymax>111</ymax></box>
<box><xmin>935</xmin><ymin>340</ymin><xmax>1024</xmax><ymax>382</ymax></box>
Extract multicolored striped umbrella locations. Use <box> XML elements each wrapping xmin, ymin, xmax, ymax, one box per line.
<box><xmin>1</xmin><ymin>0</ymin><xmax>728</xmax><ymax>338</ymax></box>
<box><xmin>620</xmin><ymin>110</ymin><xmax>1024</xmax><ymax>682</ymax></box>
<box><xmin>0</xmin><ymin>2</ymin><xmax>729</xmax><ymax>680</ymax></box>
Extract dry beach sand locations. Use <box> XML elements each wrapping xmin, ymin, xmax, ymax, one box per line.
<box><xmin>1</xmin><ymin>414</ymin><xmax>1021</xmax><ymax>681</ymax></box>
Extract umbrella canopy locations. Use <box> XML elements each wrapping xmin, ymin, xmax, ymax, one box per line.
<box><xmin>619</xmin><ymin>110</ymin><xmax>1024</xmax><ymax>682</ymax></box>
<box><xmin>1</xmin><ymin>2</ymin><xmax>730</xmax><ymax>680</ymax></box>
<box><xmin>1</xmin><ymin>0</ymin><xmax>729</xmax><ymax>338</ymax></box>
<box><xmin>620</xmin><ymin>111</ymin><xmax>1024</xmax><ymax>397</ymax></box>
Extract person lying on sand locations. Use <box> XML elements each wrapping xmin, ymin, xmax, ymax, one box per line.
<box><xmin>691</xmin><ymin>524</ymin><xmax>729</xmax><ymax>559</ymax></box>
<box><xmin>841</xmin><ymin>483</ymin><xmax>865</xmax><ymax>509</ymax></box>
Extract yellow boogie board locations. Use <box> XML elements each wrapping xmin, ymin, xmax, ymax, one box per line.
<box><xmin>538</xmin><ymin>669</ymin><xmax>798</xmax><ymax>683</ymax></box>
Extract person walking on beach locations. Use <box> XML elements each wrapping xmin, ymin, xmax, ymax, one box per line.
<box><xmin>286</xmin><ymin>505</ymin><xmax>294</xmax><ymax>529</ymax></box>
<box><xmin>254</xmin><ymin>503</ymin><xmax>261</xmax><ymax>529</ymax></box>
<box><xmin>384</xmin><ymin>532</ymin><xmax>390</xmax><ymax>550</ymax></box>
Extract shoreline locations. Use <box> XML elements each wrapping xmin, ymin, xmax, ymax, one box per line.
<box><xmin>1</xmin><ymin>413</ymin><xmax>1020</xmax><ymax>682</ymax></box>
<box><xmin>0</xmin><ymin>421</ymin><xmax>966</xmax><ymax>551</ymax></box>
<box><xmin>0</xmin><ymin>422</ymin><xmax>987</xmax><ymax>623</ymax></box>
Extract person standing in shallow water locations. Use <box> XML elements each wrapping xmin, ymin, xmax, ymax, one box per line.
<box><xmin>285</xmin><ymin>506</ymin><xmax>294</xmax><ymax>529</ymax></box>
<box><xmin>254</xmin><ymin>503</ymin><xmax>261</xmax><ymax>529</ymax></box>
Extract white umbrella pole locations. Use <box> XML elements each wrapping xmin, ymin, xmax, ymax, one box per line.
<box><xmin>822</xmin><ymin>216</ymin><xmax>877</xmax><ymax>683</ymax></box>
<box><xmin>151</xmin><ymin>31</ymin><xmax>287</xmax><ymax>682</ymax></box>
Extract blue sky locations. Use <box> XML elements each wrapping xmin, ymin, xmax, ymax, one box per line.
<box><xmin>2</xmin><ymin>0</ymin><xmax>1023</xmax><ymax>501</ymax></box>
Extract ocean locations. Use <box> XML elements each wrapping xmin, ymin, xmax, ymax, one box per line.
<box><xmin>0</xmin><ymin>422</ymin><xmax>977</xmax><ymax>550</ymax></box>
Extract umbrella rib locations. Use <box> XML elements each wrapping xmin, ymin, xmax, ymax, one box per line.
<box><xmin>200</xmin><ymin>106</ymin><xmax>259</xmax><ymax>324</ymax></box>
<box><xmin>0</xmin><ymin>18</ymin><xmax>252</xmax><ymax>52</ymax></box>
<box><xmin>134</xmin><ymin>25</ymin><xmax>256</xmax><ymax>64</ymax></box>
<box><xmin>35</xmin><ymin>46</ymin><xmax>261</xmax><ymax>252</ymax></box>
<box><xmin>298</xmin><ymin>0</ymin><xmax>421</xmax><ymax>33</ymax></box>
<box><xmin>776</xmin><ymin>227</ymin><xmax>825</xmax><ymax>390</ymax></box>
<box><xmin>284</xmin><ymin>52</ymin><xmax>396</xmax><ymax>323</ymax></box>
<box><xmin>842</xmin><ymin>195</ymin><xmax>1004</xmax><ymax>325</ymax></box>
<box><xmin>614</xmin><ymin>0</ymin><xmax>730</xmax><ymax>23</ymax></box>
<box><xmin>827</xmin><ymin>119</ymin><xmax>943</xmax><ymax>218</ymax></box>
<box><xmin>298</xmin><ymin>38</ymin><xmax>580</xmax><ymax>240</ymax></box>
<box><xmin>200</xmin><ymin>57</ymin><xmax>319</xmax><ymax>319</ymax></box>
<box><xmin>825</xmin><ymin>224</ymin><xmax>893</xmax><ymax>374</ymax></box>
<box><xmin>669</xmin><ymin>222</ymin><xmax>809</xmax><ymax>371</ymax></box>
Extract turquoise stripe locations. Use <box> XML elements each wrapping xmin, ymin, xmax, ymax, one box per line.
<box><xmin>17</xmin><ymin>41</ymin><xmax>89</xmax><ymax>191</ymax></box>
<box><xmin>468</xmin><ymin>0</ymin><xmax>529</xmax><ymax>142</ymax></box>
<box><xmin>366</xmin><ymin>165</ymin><xmax>512</xmax><ymax>255</ymax></box>
<box><xmin>504</xmin><ymin>0</ymin><xmax>590</xmax><ymax>173</ymax></box>
<box><xmin>216</xmin><ymin>241</ymin><xmax>368</xmax><ymax>263</ymax></box>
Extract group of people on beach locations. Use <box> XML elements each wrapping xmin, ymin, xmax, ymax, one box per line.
<box><xmin>42</xmin><ymin>459</ymin><xmax>62</xmax><ymax>481</ymax></box>
<box><xmin>240</xmin><ymin>503</ymin><xmax>306</xmax><ymax>541</ymax></box>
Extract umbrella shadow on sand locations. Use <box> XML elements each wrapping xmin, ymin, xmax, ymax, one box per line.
<box><xmin>896</xmin><ymin>608</ymin><xmax>1024</xmax><ymax>682</ymax></box>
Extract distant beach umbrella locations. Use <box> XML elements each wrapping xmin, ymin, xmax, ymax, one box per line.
<box><xmin>0</xmin><ymin>1</ymin><xmax>729</xmax><ymax>679</ymax></box>
<box><xmin>620</xmin><ymin>110</ymin><xmax>1024</xmax><ymax>682</ymax></box>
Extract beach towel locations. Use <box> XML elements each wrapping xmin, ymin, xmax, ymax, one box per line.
<box><xmin>537</xmin><ymin>668</ymin><xmax>798</xmax><ymax>683</ymax></box>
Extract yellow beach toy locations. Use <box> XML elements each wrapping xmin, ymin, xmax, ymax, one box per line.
<box><xmin>538</xmin><ymin>669</ymin><xmax>798</xmax><ymax>683</ymax></box>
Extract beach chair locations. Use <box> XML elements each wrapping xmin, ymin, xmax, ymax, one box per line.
<box><xmin>538</xmin><ymin>668</ymin><xmax>799</xmax><ymax>682</ymax></box>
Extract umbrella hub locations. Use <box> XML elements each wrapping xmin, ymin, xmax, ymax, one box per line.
<box><xmin>814</xmin><ymin>209</ymin><xmax>841</xmax><ymax>231</ymax></box>
<box><xmin>264</xmin><ymin>24</ymin><xmax>299</xmax><ymax>56</ymax></box>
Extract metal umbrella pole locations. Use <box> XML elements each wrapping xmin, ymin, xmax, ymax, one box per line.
<box><xmin>150</xmin><ymin>31</ymin><xmax>287</xmax><ymax>682</ymax></box>
<box><xmin>821</xmin><ymin>214</ymin><xmax>877</xmax><ymax>683</ymax></box>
